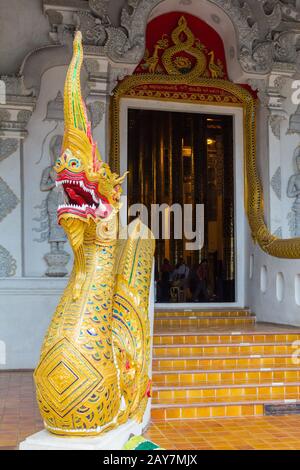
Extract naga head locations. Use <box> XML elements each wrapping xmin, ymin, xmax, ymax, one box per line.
<box><xmin>55</xmin><ymin>31</ymin><xmax>126</xmax><ymax>300</ymax></box>
<box><xmin>54</xmin><ymin>31</ymin><xmax>126</xmax><ymax>225</ymax></box>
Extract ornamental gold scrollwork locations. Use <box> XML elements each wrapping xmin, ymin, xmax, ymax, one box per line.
<box><xmin>110</xmin><ymin>17</ymin><xmax>300</xmax><ymax>259</ymax></box>
<box><xmin>139</xmin><ymin>16</ymin><xmax>224</xmax><ymax>79</ymax></box>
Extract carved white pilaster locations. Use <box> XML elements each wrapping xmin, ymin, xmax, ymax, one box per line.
<box><xmin>43</xmin><ymin>0</ymin><xmax>88</xmax><ymax>43</ymax></box>
<box><xmin>265</xmin><ymin>72</ymin><xmax>291</xmax><ymax>140</ymax></box>
<box><xmin>107</xmin><ymin>63</ymin><xmax>136</xmax><ymax>96</ymax></box>
<box><xmin>265</xmin><ymin>72</ymin><xmax>291</xmax><ymax>235</ymax></box>
<box><xmin>83</xmin><ymin>47</ymin><xmax>110</xmax><ymax>97</ymax></box>
<box><xmin>0</xmin><ymin>76</ymin><xmax>36</xmax><ymax>140</ymax></box>
<box><xmin>0</xmin><ymin>76</ymin><xmax>36</xmax><ymax>278</ymax></box>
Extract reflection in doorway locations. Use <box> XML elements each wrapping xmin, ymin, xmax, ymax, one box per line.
<box><xmin>127</xmin><ymin>109</ymin><xmax>235</xmax><ymax>303</ymax></box>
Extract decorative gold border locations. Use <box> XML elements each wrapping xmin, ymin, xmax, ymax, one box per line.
<box><xmin>110</xmin><ymin>73</ymin><xmax>300</xmax><ymax>258</ymax></box>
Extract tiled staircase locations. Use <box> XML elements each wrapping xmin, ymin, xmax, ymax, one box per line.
<box><xmin>151</xmin><ymin>309</ymin><xmax>300</xmax><ymax>420</ymax></box>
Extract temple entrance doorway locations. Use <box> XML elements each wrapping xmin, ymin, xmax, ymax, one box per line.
<box><xmin>119</xmin><ymin>99</ymin><xmax>246</xmax><ymax>308</ymax></box>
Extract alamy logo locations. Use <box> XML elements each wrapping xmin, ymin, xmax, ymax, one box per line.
<box><xmin>292</xmin><ymin>340</ymin><xmax>300</xmax><ymax>364</ymax></box>
<box><xmin>0</xmin><ymin>79</ymin><xmax>6</xmax><ymax>104</ymax></box>
<box><xmin>291</xmin><ymin>81</ymin><xmax>300</xmax><ymax>105</ymax></box>
<box><xmin>0</xmin><ymin>340</ymin><xmax>6</xmax><ymax>365</ymax></box>
<box><xmin>124</xmin><ymin>200</ymin><xmax>205</xmax><ymax>251</ymax></box>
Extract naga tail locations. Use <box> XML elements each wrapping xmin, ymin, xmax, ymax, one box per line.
<box><xmin>112</xmin><ymin>218</ymin><xmax>155</xmax><ymax>424</ymax></box>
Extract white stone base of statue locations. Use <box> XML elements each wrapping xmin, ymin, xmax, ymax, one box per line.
<box><xmin>19</xmin><ymin>418</ymin><xmax>148</xmax><ymax>450</ymax></box>
<box><xmin>44</xmin><ymin>250</ymin><xmax>70</xmax><ymax>277</ymax></box>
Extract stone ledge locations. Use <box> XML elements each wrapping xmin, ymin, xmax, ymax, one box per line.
<box><xmin>0</xmin><ymin>277</ymin><xmax>68</xmax><ymax>295</ymax></box>
<box><xmin>19</xmin><ymin>419</ymin><xmax>145</xmax><ymax>450</ymax></box>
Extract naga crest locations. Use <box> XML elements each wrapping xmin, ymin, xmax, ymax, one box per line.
<box><xmin>54</xmin><ymin>31</ymin><xmax>126</xmax><ymax>223</ymax></box>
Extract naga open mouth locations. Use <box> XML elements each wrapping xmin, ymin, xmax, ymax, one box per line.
<box><xmin>56</xmin><ymin>170</ymin><xmax>112</xmax><ymax>220</ymax></box>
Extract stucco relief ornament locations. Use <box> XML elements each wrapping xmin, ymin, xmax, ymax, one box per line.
<box><xmin>287</xmin><ymin>104</ymin><xmax>300</xmax><ymax>135</ymax></box>
<box><xmin>0</xmin><ymin>177</ymin><xmax>19</xmax><ymax>222</ymax></box>
<box><xmin>287</xmin><ymin>146</ymin><xmax>300</xmax><ymax>237</ymax></box>
<box><xmin>44</xmin><ymin>91</ymin><xmax>104</xmax><ymax>129</ymax></box>
<box><xmin>76</xmin><ymin>10</ymin><xmax>109</xmax><ymax>46</ymax></box>
<box><xmin>41</xmin><ymin>0</ymin><xmax>300</xmax><ymax>73</ymax></box>
<box><xmin>273</xmin><ymin>31</ymin><xmax>298</xmax><ymax>63</ymax></box>
<box><xmin>44</xmin><ymin>91</ymin><xmax>64</xmax><ymax>122</ymax></box>
<box><xmin>89</xmin><ymin>0</ymin><xmax>110</xmax><ymax>18</ymax></box>
<box><xmin>273</xmin><ymin>227</ymin><xmax>282</xmax><ymax>238</ymax></box>
<box><xmin>34</xmin><ymin>32</ymin><xmax>155</xmax><ymax>436</ymax></box>
<box><xmin>103</xmin><ymin>0</ymin><xmax>299</xmax><ymax>72</ymax></box>
<box><xmin>0</xmin><ymin>110</ymin><xmax>10</xmax><ymax>123</ymax></box>
<box><xmin>108</xmin><ymin>66</ymin><xmax>134</xmax><ymax>95</ymax></box>
<box><xmin>0</xmin><ymin>245</ymin><xmax>17</xmax><ymax>277</ymax></box>
<box><xmin>0</xmin><ymin>138</ymin><xmax>19</xmax><ymax>162</ymax></box>
<box><xmin>271</xmin><ymin>166</ymin><xmax>282</xmax><ymax>200</ymax></box>
<box><xmin>247</xmin><ymin>78</ymin><xmax>268</xmax><ymax>106</ymax></box>
<box><xmin>88</xmin><ymin>101</ymin><xmax>106</xmax><ymax>129</ymax></box>
<box><xmin>108</xmin><ymin>0</ymin><xmax>262</xmax><ymax>67</ymax></box>
<box><xmin>38</xmin><ymin>135</ymin><xmax>70</xmax><ymax>277</ymax></box>
<box><xmin>269</xmin><ymin>113</ymin><xmax>286</xmax><ymax>139</ymax></box>
<box><xmin>0</xmin><ymin>75</ymin><xmax>35</xmax><ymax>97</ymax></box>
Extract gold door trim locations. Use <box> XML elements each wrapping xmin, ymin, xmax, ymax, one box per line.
<box><xmin>110</xmin><ymin>73</ymin><xmax>300</xmax><ymax>259</ymax></box>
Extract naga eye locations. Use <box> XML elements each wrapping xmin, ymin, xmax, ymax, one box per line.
<box><xmin>54</xmin><ymin>159</ymin><xmax>62</xmax><ymax>170</ymax></box>
<box><xmin>68</xmin><ymin>158</ymin><xmax>81</xmax><ymax>169</ymax></box>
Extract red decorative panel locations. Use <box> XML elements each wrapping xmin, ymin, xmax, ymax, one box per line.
<box><xmin>130</xmin><ymin>11</ymin><xmax>257</xmax><ymax>99</ymax></box>
<box><xmin>135</xmin><ymin>11</ymin><xmax>228</xmax><ymax>79</ymax></box>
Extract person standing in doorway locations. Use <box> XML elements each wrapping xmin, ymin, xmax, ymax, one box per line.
<box><xmin>160</xmin><ymin>258</ymin><xmax>174</xmax><ymax>302</ymax></box>
<box><xmin>172</xmin><ymin>258</ymin><xmax>190</xmax><ymax>301</ymax></box>
<box><xmin>193</xmin><ymin>259</ymin><xmax>208</xmax><ymax>302</ymax></box>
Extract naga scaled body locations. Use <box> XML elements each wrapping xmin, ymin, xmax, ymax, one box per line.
<box><xmin>34</xmin><ymin>32</ymin><xmax>155</xmax><ymax>436</ymax></box>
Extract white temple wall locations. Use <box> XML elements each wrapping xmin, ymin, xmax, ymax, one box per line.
<box><xmin>0</xmin><ymin>278</ymin><xmax>67</xmax><ymax>369</ymax></box>
<box><xmin>247</xmin><ymin>82</ymin><xmax>300</xmax><ymax>326</ymax></box>
<box><xmin>248</xmin><ymin>242</ymin><xmax>300</xmax><ymax>326</ymax></box>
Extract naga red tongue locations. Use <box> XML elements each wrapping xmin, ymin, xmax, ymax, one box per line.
<box><xmin>65</xmin><ymin>187</ymin><xmax>86</xmax><ymax>206</ymax></box>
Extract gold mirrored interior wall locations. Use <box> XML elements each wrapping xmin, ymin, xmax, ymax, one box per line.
<box><xmin>127</xmin><ymin>109</ymin><xmax>235</xmax><ymax>302</ymax></box>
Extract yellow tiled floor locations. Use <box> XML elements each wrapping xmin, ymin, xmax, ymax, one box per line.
<box><xmin>1</xmin><ymin>371</ymin><xmax>300</xmax><ymax>450</ymax></box>
<box><xmin>144</xmin><ymin>417</ymin><xmax>300</xmax><ymax>449</ymax></box>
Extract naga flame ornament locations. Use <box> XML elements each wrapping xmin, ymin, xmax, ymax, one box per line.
<box><xmin>34</xmin><ymin>31</ymin><xmax>155</xmax><ymax>436</ymax></box>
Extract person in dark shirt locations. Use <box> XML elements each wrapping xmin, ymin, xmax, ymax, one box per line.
<box><xmin>160</xmin><ymin>258</ymin><xmax>173</xmax><ymax>302</ymax></box>
<box><xmin>192</xmin><ymin>259</ymin><xmax>208</xmax><ymax>302</ymax></box>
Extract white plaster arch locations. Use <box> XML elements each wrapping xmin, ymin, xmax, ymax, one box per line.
<box><xmin>20</xmin><ymin>45</ymin><xmax>70</xmax><ymax>98</ymax></box>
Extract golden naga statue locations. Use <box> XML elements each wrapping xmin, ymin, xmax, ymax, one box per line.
<box><xmin>34</xmin><ymin>31</ymin><xmax>155</xmax><ymax>436</ymax></box>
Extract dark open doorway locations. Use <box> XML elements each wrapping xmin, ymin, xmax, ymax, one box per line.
<box><xmin>127</xmin><ymin>109</ymin><xmax>235</xmax><ymax>303</ymax></box>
